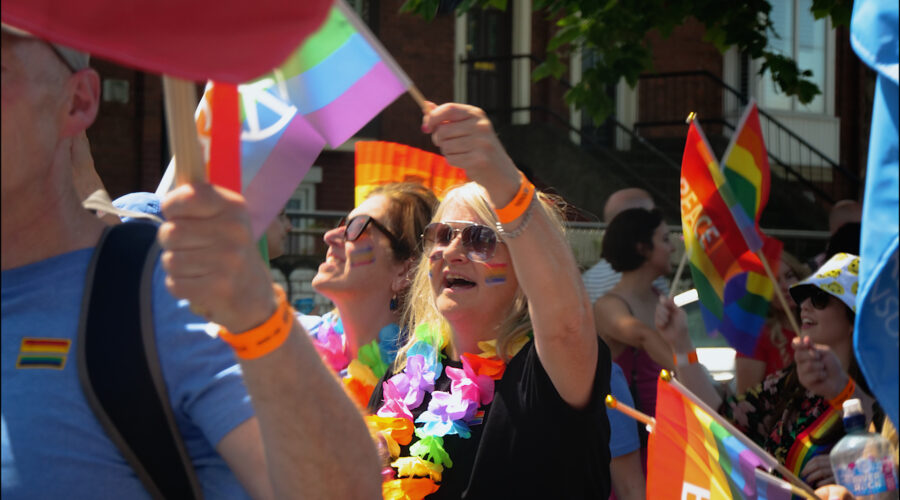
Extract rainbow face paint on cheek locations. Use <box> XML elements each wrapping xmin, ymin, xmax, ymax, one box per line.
<box><xmin>350</xmin><ymin>244</ymin><xmax>375</xmax><ymax>267</ymax></box>
<box><xmin>484</xmin><ymin>263</ymin><xmax>508</xmax><ymax>285</ymax></box>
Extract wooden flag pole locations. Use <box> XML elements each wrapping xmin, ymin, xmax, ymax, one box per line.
<box><xmin>605</xmin><ymin>395</ymin><xmax>656</xmax><ymax>430</ymax></box>
<box><xmin>662</xmin><ymin>372</ymin><xmax>818</xmax><ymax>497</ymax></box>
<box><xmin>756</xmin><ymin>249</ymin><xmax>802</xmax><ymax>335</ymax></box>
<box><xmin>162</xmin><ymin>76</ymin><xmax>206</xmax><ymax>186</ymax></box>
<box><xmin>408</xmin><ymin>85</ymin><xmax>430</xmax><ymax>114</ymax></box>
<box><xmin>669</xmin><ymin>250</ymin><xmax>690</xmax><ymax>298</ymax></box>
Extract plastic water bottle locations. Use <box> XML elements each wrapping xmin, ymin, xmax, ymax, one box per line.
<box><xmin>829</xmin><ymin>399</ymin><xmax>898</xmax><ymax>499</ymax></box>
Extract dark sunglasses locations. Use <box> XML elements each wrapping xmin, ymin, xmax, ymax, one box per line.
<box><xmin>336</xmin><ymin>215</ymin><xmax>409</xmax><ymax>259</ymax></box>
<box><xmin>422</xmin><ymin>221</ymin><xmax>499</xmax><ymax>262</ymax></box>
<box><xmin>809</xmin><ymin>289</ymin><xmax>833</xmax><ymax>310</ymax></box>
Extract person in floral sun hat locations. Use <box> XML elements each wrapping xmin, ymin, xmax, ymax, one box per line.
<box><xmin>655</xmin><ymin>253</ymin><xmax>883</xmax><ymax>489</ymax></box>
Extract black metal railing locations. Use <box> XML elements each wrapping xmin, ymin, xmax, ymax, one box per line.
<box><xmin>461</xmin><ymin>54</ymin><xmax>685</xmax><ymax>216</ymax></box>
<box><xmin>635</xmin><ymin>70</ymin><xmax>860</xmax><ymax>204</ymax></box>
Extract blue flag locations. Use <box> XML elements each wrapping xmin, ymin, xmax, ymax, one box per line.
<box><xmin>850</xmin><ymin>0</ymin><xmax>899</xmax><ymax>427</ymax></box>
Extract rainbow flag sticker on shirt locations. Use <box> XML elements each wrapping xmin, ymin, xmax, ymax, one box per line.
<box><xmin>16</xmin><ymin>338</ymin><xmax>71</xmax><ymax>370</ymax></box>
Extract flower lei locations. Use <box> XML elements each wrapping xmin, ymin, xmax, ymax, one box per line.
<box><xmin>365</xmin><ymin>323</ymin><xmax>531</xmax><ymax>500</ymax></box>
<box><xmin>310</xmin><ymin>312</ymin><xmax>400</xmax><ymax>408</ymax></box>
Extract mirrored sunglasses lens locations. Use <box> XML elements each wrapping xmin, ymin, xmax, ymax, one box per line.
<box><xmin>436</xmin><ymin>224</ymin><xmax>454</xmax><ymax>245</ymax></box>
<box><xmin>423</xmin><ymin>223</ymin><xmax>449</xmax><ymax>247</ymax></box>
<box><xmin>464</xmin><ymin>225</ymin><xmax>496</xmax><ymax>261</ymax></box>
<box><xmin>345</xmin><ymin>217</ymin><xmax>368</xmax><ymax>241</ymax></box>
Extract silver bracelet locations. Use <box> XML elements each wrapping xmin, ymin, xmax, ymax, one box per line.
<box><xmin>495</xmin><ymin>192</ymin><xmax>535</xmax><ymax>239</ymax></box>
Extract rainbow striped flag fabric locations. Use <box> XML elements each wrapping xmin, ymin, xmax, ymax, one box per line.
<box><xmin>783</xmin><ymin>406</ymin><xmax>842</xmax><ymax>480</ymax></box>
<box><xmin>721</xmin><ymin>102</ymin><xmax>771</xmax><ymax>244</ymax></box>
<box><xmin>354</xmin><ymin>141</ymin><xmax>468</xmax><ymax>206</ymax></box>
<box><xmin>680</xmin><ymin>117</ymin><xmax>782</xmax><ymax>355</ymax></box>
<box><xmin>648</xmin><ymin>377</ymin><xmax>802</xmax><ymax>499</ymax></box>
<box><xmin>158</xmin><ymin>1</ymin><xmax>412</xmax><ymax>238</ymax></box>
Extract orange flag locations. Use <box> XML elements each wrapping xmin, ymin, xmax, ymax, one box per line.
<box><xmin>354</xmin><ymin>141</ymin><xmax>468</xmax><ymax>206</ymax></box>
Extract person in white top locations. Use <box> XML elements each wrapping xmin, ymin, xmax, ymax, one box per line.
<box><xmin>582</xmin><ymin>188</ymin><xmax>668</xmax><ymax>303</ymax></box>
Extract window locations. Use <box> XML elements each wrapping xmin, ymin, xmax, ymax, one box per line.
<box><xmin>761</xmin><ymin>0</ymin><xmax>827</xmax><ymax>113</ymax></box>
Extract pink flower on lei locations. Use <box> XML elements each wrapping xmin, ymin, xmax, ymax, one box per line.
<box><xmin>387</xmin><ymin>354</ymin><xmax>436</xmax><ymax>408</ymax></box>
<box><xmin>311</xmin><ymin>323</ymin><xmax>350</xmax><ymax>373</ymax></box>
<box><xmin>377</xmin><ymin>379</ymin><xmax>414</xmax><ymax>422</ymax></box>
<box><xmin>446</xmin><ymin>356</ymin><xmax>495</xmax><ymax>406</ymax></box>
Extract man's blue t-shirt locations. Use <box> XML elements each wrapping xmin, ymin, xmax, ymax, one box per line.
<box><xmin>1</xmin><ymin>247</ymin><xmax>255</xmax><ymax>499</ymax></box>
<box><xmin>608</xmin><ymin>362</ymin><xmax>641</xmax><ymax>458</ymax></box>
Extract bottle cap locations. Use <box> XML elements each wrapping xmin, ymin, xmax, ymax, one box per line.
<box><xmin>842</xmin><ymin>398</ymin><xmax>863</xmax><ymax>417</ymax></box>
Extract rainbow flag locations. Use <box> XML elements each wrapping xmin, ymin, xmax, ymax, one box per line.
<box><xmin>158</xmin><ymin>1</ymin><xmax>412</xmax><ymax>238</ymax></box>
<box><xmin>721</xmin><ymin>102</ymin><xmax>771</xmax><ymax>240</ymax></box>
<box><xmin>354</xmin><ymin>141</ymin><xmax>469</xmax><ymax>206</ymax></box>
<box><xmin>16</xmin><ymin>338</ymin><xmax>71</xmax><ymax>370</ymax></box>
<box><xmin>783</xmin><ymin>406</ymin><xmax>842</xmax><ymax>479</ymax></box>
<box><xmin>681</xmin><ymin>119</ymin><xmax>782</xmax><ymax>355</ymax></box>
<box><xmin>648</xmin><ymin>377</ymin><xmax>802</xmax><ymax>499</ymax></box>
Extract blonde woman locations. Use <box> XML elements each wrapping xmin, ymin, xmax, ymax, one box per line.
<box><xmin>365</xmin><ymin>103</ymin><xmax>610</xmax><ymax>499</ymax></box>
<box><xmin>305</xmin><ymin>183</ymin><xmax>438</xmax><ymax>407</ymax></box>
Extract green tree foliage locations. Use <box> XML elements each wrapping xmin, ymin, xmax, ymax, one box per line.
<box><xmin>400</xmin><ymin>0</ymin><xmax>851</xmax><ymax>122</ymax></box>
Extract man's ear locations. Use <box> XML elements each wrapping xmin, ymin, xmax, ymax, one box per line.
<box><xmin>60</xmin><ymin>69</ymin><xmax>100</xmax><ymax>138</ymax></box>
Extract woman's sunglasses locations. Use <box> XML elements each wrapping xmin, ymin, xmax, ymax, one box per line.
<box><xmin>336</xmin><ymin>215</ymin><xmax>409</xmax><ymax>259</ymax></box>
<box><xmin>421</xmin><ymin>221</ymin><xmax>499</xmax><ymax>262</ymax></box>
<box><xmin>809</xmin><ymin>289</ymin><xmax>833</xmax><ymax>310</ymax></box>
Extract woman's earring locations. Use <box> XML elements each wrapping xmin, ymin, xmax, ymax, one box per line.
<box><xmin>390</xmin><ymin>294</ymin><xmax>398</xmax><ymax>311</ymax></box>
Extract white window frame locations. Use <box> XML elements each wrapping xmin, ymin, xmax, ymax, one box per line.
<box><xmin>453</xmin><ymin>0</ymin><xmax>532</xmax><ymax>124</ymax></box>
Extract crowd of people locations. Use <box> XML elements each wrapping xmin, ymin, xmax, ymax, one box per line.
<box><xmin>2</xmin><ymin>24</ymin><xmax>897</xmax><ymax>500</ymax></box>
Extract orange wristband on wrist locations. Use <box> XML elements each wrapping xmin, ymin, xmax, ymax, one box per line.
<box><xmin>218</xmin><ymin>285</ymin><xmax>293</xmax><ymax>360</ymax></box>
<box><xmin>673</xmin><ymin>350</ymin><xmax>699</xmax><ymax>367</ymax></box>
<box><xmin>494</xmin><ymin>171</ymin><xmax>535</xmax><ymax>224</ymax></box>
<box><xmin>828</xmin><ymin>377</ymin><xmax>856</xmax><ymax>408</ymax></box>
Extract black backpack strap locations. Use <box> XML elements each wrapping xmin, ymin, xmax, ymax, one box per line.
<box><xmin>77</xmin><ymin>223</ymin><xmax>203</xmax><ymax>499</ymax></box>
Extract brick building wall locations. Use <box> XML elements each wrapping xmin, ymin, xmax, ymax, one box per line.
<box><xmin>835</xmin><ymin>25</ymin><xmax>874</xmax><ymax>184</ymax></box>
<box><xmin>87</xmin><ymin>60</ymin><xmax>166</xmax><ymax>198</ymax></box>
<box><xmin>638</xmin><ymin>18</ymin><xmax>726</xmax><ymax>138</ymax></box>
<box><xmin>377</xmin><ymin>0</ymin><xmax>456</xmax><ymax>153</ymax></box>
<box><xmin>530</xmin><ymin>11</ymin><xmax>573</xmax><ymax>127</ymax></box>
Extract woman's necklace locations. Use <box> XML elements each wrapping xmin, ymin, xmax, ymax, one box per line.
<box><xmin>311</xmin><ymin>312</ymin><xmax>400</xmax><ymax>407</ymax></box>
<box><xmin>366</xmin><ymin>324</ymin><xmax>530</xmax><ymax>500</ymax></box>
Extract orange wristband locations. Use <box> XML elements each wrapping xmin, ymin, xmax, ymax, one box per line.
<box><xmin>493</xmin><ymin>171</ymin><xmax>535</xmax><ymax>224</ymax></box>
<box><xmin>673</xmin><ymin>350</ymin><xmax>699</xmax><ymax>367</ymax></box>
<box><xmin>828</xmin><ymin>377</ymin><xmax>856</xmax><ymax>408</ymax></box>
<box><xmin>218</xmin><ymin>285</ymin><xmax>293</xmax><ymax>360</ymax></box>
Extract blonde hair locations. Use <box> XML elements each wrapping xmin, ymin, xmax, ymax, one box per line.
<box><xmin>365</xmin><ymin>182</ymin><xmax>439</xmax><ymax>263</ymax></box>
<box><xmin>767</xmin><ymin>249</ymin><xmax>811</xmax><ymax>342</ymax></box>
<box><xmin>883</xmin><ymin>417</ymin><xmax>899</xmax><ymax>467</ymax></box>
<box><xmin>392</xmin><ymin>181</ymin><xmax>567</xmax><ymax>373</ymax></box>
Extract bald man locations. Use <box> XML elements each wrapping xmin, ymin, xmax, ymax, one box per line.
<box><xmin>828</xmin><ymin>199</ymin><xmax>862</xmax><ymax>235</ymax></box>
<box><xmin>809</xmin><ymin>199</ymin><xmax>864</xmax><ymax>268</ymax></box>
<box><xmin>582</xmin><ymin>188</ymin><xmax>669</xmax><ymax>303</ymax></box>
